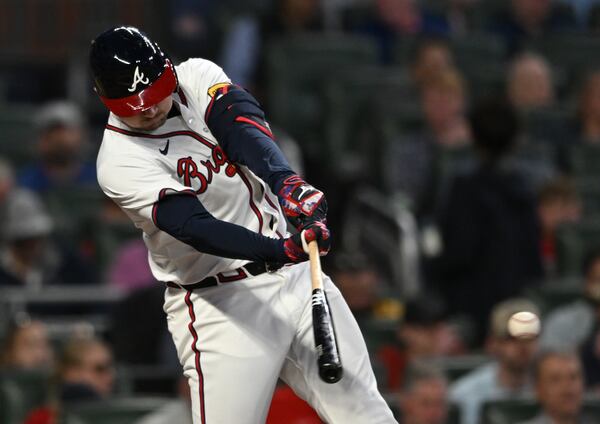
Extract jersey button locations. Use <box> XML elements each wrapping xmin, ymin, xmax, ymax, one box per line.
<box><xmin>188</xmin><ymin>118</ymin><xmax>194</xmax><ymax>124</ymax></box>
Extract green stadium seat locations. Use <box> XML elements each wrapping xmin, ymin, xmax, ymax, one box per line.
<box><xmin>324</xmin><ymin>66</ymin><xmax>417</xmax><ymax>185</ymax></box>
<box><xmin>266</xmin><ymin>34</ymin><xmax>378</xmax><ymax>158</ymax></box>
<box><xmin>0</xmin><ymin>370</ymin><xmax>50</xmax><ymax>424</ymax></box>
<box><xmin>393</xmin><ymin>33</ymin><xmax>506</xmax><ymax>68</ymax></box>
<box><xmin>556</xmin><ymin>219</ymin><xmax>600</xmax><ymax>277</ymax></box>
<box><xmin>569</xmin><ymin>144</ymin><xmax>600</xmax><ymax>179</ymax></box>
<box><xmin>480</xmin><ymin>398</ymin><xmax>539</xmax><ymax>424</ymax></box>
<box><xmin>63</xmin><ymin>397</ymin><xmax>172</xmax><ymax>424</ymax></box>
<box><xmin>481</xmin><ymin>398</ymin><xmax>600</xmax><ymax>424</ymax></box>
<box><xmin>440</xmin><ymin>355</ymin><xmax>491</xmax><ymax>382</ymax></box>
<box><xmin>523</xmin><ymin>282</ymin><xmax>583</xmax><ymax>316</ymax></box>
<box><xmin>538</xmin><ymin>35</ymin><xmax>600</xmax><ymax>74</ymax></box>
<box><xmin>576</xmin><ymin>178</ymin><xmax>600</xmax><ymax>218</ymax></box>
<box><xmin>0</xmin><ymin>105</ymin><xmax>36</xmax><ymax>168</ymax></box>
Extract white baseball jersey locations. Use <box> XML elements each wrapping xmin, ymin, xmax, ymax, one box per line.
<box><xmin>97</xmin><ymin>58</ymin><xmax>288</xmax><ymax>284</ymax></box>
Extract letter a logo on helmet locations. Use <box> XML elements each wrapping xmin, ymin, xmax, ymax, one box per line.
<box><xmin>90</xmin><ymin>26</ymin><xmax>177</xmax><ymax>117</ymax></box>
<box><xmin>128</xmin><ymin>66</ymin><xmax>150</xmax><ymax>92</ymax></box>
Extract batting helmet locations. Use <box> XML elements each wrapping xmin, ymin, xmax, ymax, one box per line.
<box><xmin>90</xmin><ymin>26</ymin><xmax>177</xmax><ymax>117</ymax></box>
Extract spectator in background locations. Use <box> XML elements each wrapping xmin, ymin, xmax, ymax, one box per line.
<box><xmin>168</xmin><ymin>0</ymin><xmax>220</xmax><ymax>61</ymax></box>
<box><xmin>352</xmin><ymin>0</ymin><xmax>449</xmax><ymax>63</ymax></box>
<box><xmin>507</xmin><ymin>52</ymin><xmax>555</xmax><ymax>112</ymax></box>
<box><xmin>491</xmin><ymin>0</ymin><xmax>576</xmax><ymax>53</ymax></box>
<box><xmin>0</xmin><ymin>316</ymin><xmax>53</xmax><ymax>371</ymax></box>
<box><xmin>541</xmin><ymin>249</ymin><xmax>600</xmax><ymax>351</ymax></box>
<box><xmin>398</xmin><ymin>364</ymin><xmax>449</xmax><ymax>424</ymax></box>
<box><xmin>378</xmin><ymin>297</ymin><xmax>465</xmax><ymax>391</ymax></box>
<box><xmin>387</xmin><ymin>68</ymin><xmax>471</xmax><ymax>217</ymax></box>
<box><xmin>0</xmin><ymin>189</ymin><xmax>94</xmax><ymax>288</ymax></box>
<box><xmin>221</xmin><ymin>0</ymin><xmax>323</xmax><ymax>93</ymax></box>
<box><xmin>57</xmin><ymin>337</ymin><xmax>115</xmax><ymax>402</ymax></box>
<box><xmin>410</xmin><ymin>38</ymin><xmax>455</xmax><ymax>86</ymax></box>
<box><xmin>328</xmin><ymin>252</ymin><xmax>393</xmax><ymax>326</ymax></box>
<box><xmin>537</xmin><ymin>177</ymin><xmax>582</xmax><ymax>276</ymax></box>
<box><xmin>517</xmin><ymin>351</ymin><xmax>591</xmax><ymax>424</ymax></box>
<box><xmin>18</xmin><ymin>101</ymin><xmax>95</xmax><ymax>193</ymax></box>
<box><xmin>435</xmin><ymin>96</ymin><xmax>543</xmax><ymax>343</ymax></box>
<box><xmin>450</xmin><ymin>299</ymin><xmax>540</xmax><ymax>424</ymax></box>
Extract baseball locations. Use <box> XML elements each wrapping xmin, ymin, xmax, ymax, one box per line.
<box><xmin>507</xmin><ymin>311</ymin><xmax>541</xmax><ymax>338</ymax></box>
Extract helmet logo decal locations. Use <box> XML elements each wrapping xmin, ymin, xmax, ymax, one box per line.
<box><xmin>128</xmin><ymin>66</ymin><xmax>150</xmax><ymax>92</ymax></box>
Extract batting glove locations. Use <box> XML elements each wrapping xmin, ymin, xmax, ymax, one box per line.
<box><xmin>278</xmin><ymin>175</ymin><xmax>327</xmax><ymax>230</ymax></box>
<box><xmin>283</xmin><ymin>221</ymin><xmax>331</xmax><ymax>263</ymax></box>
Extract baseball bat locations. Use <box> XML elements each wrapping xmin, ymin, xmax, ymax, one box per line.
<box><xmin>308</xmin><ymin>240</ymin><xmax>343</xmax><ymax>384</ymax></box>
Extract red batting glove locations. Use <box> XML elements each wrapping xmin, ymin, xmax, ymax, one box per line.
<box><xmin>283</xmin><ymin>221</ymin><xmax>331</xmax><ymax>263</ymax></box>
<box><xmin>278</xmin><ymin>175</ymin><xmax>327</xmax><ymax>230</ymax></box>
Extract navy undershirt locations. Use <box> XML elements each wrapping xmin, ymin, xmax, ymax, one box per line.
<box><xmin>154</xmin><ymin>104</ymin><xmax>293</xmax><ymax>262</ymax></box>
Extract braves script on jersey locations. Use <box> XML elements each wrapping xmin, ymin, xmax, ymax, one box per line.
<box><xmin>98</xmin><ymin>59</ymin><xmax>287</xmax><ymax>284</ymax></box>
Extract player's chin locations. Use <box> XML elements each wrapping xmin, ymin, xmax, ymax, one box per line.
<box><xmin>142</xmin><ymin>115</ymin><xmax>167</xmax><ymax>131</ymax></box>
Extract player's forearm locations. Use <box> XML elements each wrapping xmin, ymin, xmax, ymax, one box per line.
<box><xmin>206</xmin><ymin>84</ymin><xmax>295</xmax><ymax>194</ymax></box>
<box><xmin>220</xmin><ymin>123</ymin><xmax>295</xmax><ymax>193</ymax></box>
<box><xmin>155</xmin><ymin>194</ymin><xmax>288</xmax><ymax>263</ymax></box>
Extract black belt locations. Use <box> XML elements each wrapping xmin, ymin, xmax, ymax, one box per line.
<box><xmin>165</xmin><ymin>262</ymin><xmax>280</xmax><ymax>291</ymax></box>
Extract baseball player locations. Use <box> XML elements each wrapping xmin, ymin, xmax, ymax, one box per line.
<box><xmin>91</xmin><ymin>26</ymin><xmax>396</xmax><ymax>423</ymax></box>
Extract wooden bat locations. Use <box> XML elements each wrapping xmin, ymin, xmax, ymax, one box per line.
<box><xmin>309</xmin><ymin>240</ymin><xmax>343</xmax><ymax>384</ymax></box>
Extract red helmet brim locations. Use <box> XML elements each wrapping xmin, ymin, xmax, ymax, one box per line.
<box><xmin>99</xmin><ymin>60</ymin><xmax>177</xmax><ymax>117</ymax></box>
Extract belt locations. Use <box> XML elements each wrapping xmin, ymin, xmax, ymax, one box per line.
<box><xmin>165</xmin><ymin>261</ymin><xmax>280</xmax><ymax>291</ymax></box>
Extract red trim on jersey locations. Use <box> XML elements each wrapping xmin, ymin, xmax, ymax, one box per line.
<box><xmin>237</xmin><ymin>168</ymin><xmax>265</xmax><ymax>235</ymax></box>
<box><xmin>185</xmin><ymin>291</ymin><xmax>206</xmax><ymax>424</ymax></box>
<box><xmin>234</xmin><ymin>116</ymin><xmax>274</xmax><ymax>138</ymax></box>
<box><xmin>178</xmin><ymin>87</ymin><xmax>189</xmax><ymax>107</ymax></box>
<box><xmin>105</xmin><ymin>125</ymin><xmax>215</xmax><ymax>149</ymax></box>
<box><xmin>99</xmin><ymin>61</ymin><xmax>177</xmax><ymax>117</ymax></box>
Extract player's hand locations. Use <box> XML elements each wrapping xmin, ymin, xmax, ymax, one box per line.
<box><xmin>283</xmin><ymin>221</ymin><xmax>331</xmax><ymax>263</ymax></box>
<box><xmin>279</xmin><ymin>175</ymin><xmax>327</xmax><ymax>230</ymax></box>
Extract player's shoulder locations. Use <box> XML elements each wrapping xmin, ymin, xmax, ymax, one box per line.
<box><xmin>96</xmin><ymin>126</ymin><xmax>157</xmax><ymax>189</ymax></box>
<box><xmin>176</xmin><ymin>58</ymin><xmax>228</xmax><ymax>84</ymax></box>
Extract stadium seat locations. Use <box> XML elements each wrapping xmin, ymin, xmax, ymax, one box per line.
<box><xmin>0</xmin><ymin>105</ymin><xmax>36</xmax><ymax>168</ymax></box>
<box><xmin>440</xmin><ymin>355</ymin><xmax>491</xmax><ymax>382</ymax></box>
<box><xmin>556</xmin><ymin>219</ymin><xmax>600</xmax><ymax>277</ymax></box>
<box><xmin>538</xmin><ymin>35</ymin><xmax>600</xmax><ymax>74</ymax></box>
<box><xmin>577</xmin><ymin>177</ymin><xmax>600</xmax><ymax>218</ymax></box>
<box><xmin>480</xmin><ymin>398</ymin><xmax>539</xmax><ymax>424</ymax></box>
<box><xmin>392</xmin><ymin>34</ymin><xmax>507</xmax><ymax>69</ymax></box>
<box><xmin>520</xmin><ymin>107</ymin><xmax>571</xmax><ymax>146</ymax></box>
<box><xmin>568</xmin><ymin>144</ymin><xmax>600</xmax><ymax>179</ymax></box>
<box><xmin>324</xmin><ymin>66</ymin><xmax>416</xmax><ymax>185</ymax></box>
<box><xmin>266</xmin><ymin>34</ymin><xmax>378</xmax><ymax>159</ymax></box>
<box><xmin>115</xmin><ymin>365</ymin><xmax>180</xmax><ymax>396</ymax></box>
<box><xmin>523</xmin><ymin>282</ymin><xmax>583</xmax><ymax>316</ymax></box>
<box><xmin>0</xmin><ymin>370</ymin><xmax>50</xmax><ymax>424</ymax></box>
<box><xmin>63</xmin><ymin>397</ymin><xmax>172</xmax><ymax>424</ymax></box>
<box><xmin>481</xmin><ymin>398</ymin><xmax>600</xmax><ymax>424</ymax></box>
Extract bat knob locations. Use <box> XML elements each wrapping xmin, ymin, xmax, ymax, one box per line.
<box><xmin>319</xmin><ymin>363</ymin><xmax>343</xmax><ymax>384</ymax></box>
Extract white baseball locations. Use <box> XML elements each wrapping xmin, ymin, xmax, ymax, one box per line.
<box><xmin>507</xmin><ymin>311</ymin><xmax>541</xmax><ymax>338</ymax></box>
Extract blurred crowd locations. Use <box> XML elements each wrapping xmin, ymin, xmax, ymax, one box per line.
<box><xmin>4</xmin><ymin>0</ymin><xmax>600</xmax><ymax>423</ymax></box>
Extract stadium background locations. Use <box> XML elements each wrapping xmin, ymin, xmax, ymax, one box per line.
<box><xmin>1</xmin><ymin>0</ymin><xmax>600</xmax><ymax>423</ymax></box>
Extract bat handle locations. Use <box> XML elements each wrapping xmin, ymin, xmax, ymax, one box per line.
<box><xmin>308</xmin><ymin>240</ymin><xmax>323</xmax><ymax>291</ymax></box>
